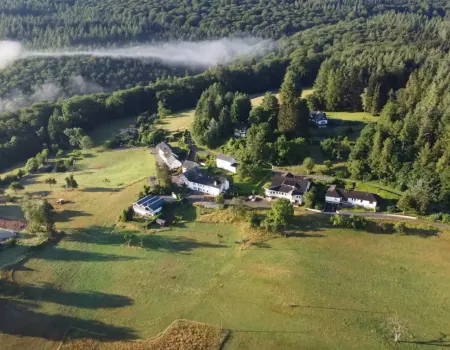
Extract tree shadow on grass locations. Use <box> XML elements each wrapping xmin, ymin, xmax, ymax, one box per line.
<box><xmin>0</xmin><ymin>298</ymin><xmax>136</xmax><ymax>341</ymax></box>
<box><xmin>1</xmin><ymin>278</ymin><xmax>133</xmax><ymax>309</ymax></box>
<box><xmin>82</xmin><ymin>187</ymin><xmax>117</xmax><ymax>193</ymax></box>
<box><xmin>32</xmin><ymin>247</ymin><xmax>141</xmax><ymax>262</ymax></box>
<box><xmin>399</xmin><ymin>333</ymin><xmax>450</xmax><ymax>347</ymax></box>
<box><xmin>55</xmin><ymin>210</ymin><xmax>92</xmax><ymax>222</ymax></box>
<box><xmin>68</xmin><ymin>226</ymin><xmax>227</xmax><ymax>253</ymax></box>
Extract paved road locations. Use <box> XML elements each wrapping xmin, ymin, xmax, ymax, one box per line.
<box><xmin>169</xmin><ymin>194</ymin><xmax>450</xmax><ymax>229</ymax></box>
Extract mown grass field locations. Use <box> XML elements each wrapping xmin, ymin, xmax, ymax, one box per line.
<box><xmin>157</xmin><ymin>110</ymin><xmax>196</xmax><ymax>133</ymax></box>
<box><xmin>2</xmin><ymin>96</ymin><xmax>449</xmax><ymax>350</ymax></box>
<box><xmin>1</xmin><ymin>210</ymin><xmax>449</xmax><ymax>350</ymax></box>
<box><xmin>250</xmin><ymin>87</ymin><xmax>315</xmax><ymax>106</ymax></box>
<box><xmin>89</xmin><ymin>117</ymin><xmax>138</xmax><ymax>145</ymax></box>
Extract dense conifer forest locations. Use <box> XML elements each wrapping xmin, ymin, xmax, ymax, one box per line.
<box><xmin>2</xmin><ymin>0</ymin><xmax>450</xmax><ymax>212</ymax></box>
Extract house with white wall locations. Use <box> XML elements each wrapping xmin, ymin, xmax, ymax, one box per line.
<box><xmin>132</xmin><ymin>195</ymin><xmax>164</xmax><ymax>217</ymax></box>
<box><xmin>156</xmin><ymin>142</ymin><xmax>182</xmax><ymax>170</ymax></box>
<box><xmin>216</xmin><ymin>154</ymin><xmax>237</xmax><ymax>173</ymax></box>
<box><xmin>234</xmin><ymin>124</ymin><xmax>248</xmax><ymax>138</ymax></box>
<box><xmin>265</xmin><ymin>172</ymin><xmax>311</xmax><ymax>205</ymax></box>
<box><xmin>325</xmin><ymin>186</ymin><xmax>377</xmax><ymax>210</ymax></box>
<box><xmin>310</xmin><ymin>111</ymin><xmax>328</xmax><ymax>128</ymax></box>
<box><xmin>177</xmin><ymin>167</ymin><xmax>229</xmax><ymax>196</ymax></box>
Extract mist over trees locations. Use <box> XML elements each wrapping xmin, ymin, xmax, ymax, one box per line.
<box><xmin>2</xmin><ymin>3</ymin><xmax>450</xmax><ymax>211</ymax></box>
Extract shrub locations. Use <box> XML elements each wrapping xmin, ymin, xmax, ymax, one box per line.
<box><xmin>119</xmin><ymin>206</ymin><xmax>134</xmax><ymax>222</ymax></box>
<box><xmin>394</xmin><ymin>222</ymin><xmax>406</xmax><ymax>234</ymax></box>
<box><xmin>427</xmin><ymin>213</ymin><xmax>443</xmax><ymax>222</ymax></box>
<box><xmin>376</xmin><ymin>222</ymin><xmax>391</xmax><ymax>233</ymax></box>
<box><xmin>215</xmin><ymin>193</ymin><xmax>225</xmax><ymax>204</ymax></box>
<box><xmin>124</xmin><ymin>232</ymin><xmax>137</xmax><ymax>246</ymax></box>
<box><xmin>442</xmin><ymin>214</ymin><xmax>450</xmax><ymax>224</ymax></box>
<box><xmin>248</xmin><ymin>213</ymin><xmax>262</xmax><ymax>228</ymax></box>
<box><xmin>386</xmin><ymin>205</ymin><xmax>397</xmax><ymax>213</ymax></box>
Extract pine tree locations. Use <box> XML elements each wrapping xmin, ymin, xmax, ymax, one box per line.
<box><xmin>278</xmin><ymin>70</ymin><xmax>302</xmax><ymax>133</ymax></box>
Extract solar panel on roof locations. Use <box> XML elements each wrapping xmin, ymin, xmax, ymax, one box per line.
<box><xmin>147</xmin><ymin>198</ymin><xmax>164</xmax><ymax>210</ymax></box>
<box><xmin>136</xmin><ymin>196</ymin><xmax>149</xmax><ymax>205</ymax></box>
<box><xmin>140</xmin><ymin>195</ymin><xmax>156</xmax><ymax>206</ymax></box>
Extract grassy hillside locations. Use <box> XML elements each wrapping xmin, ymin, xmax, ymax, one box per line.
<box><xmin>1</xmin><ymin>209</ymin><xmax>450</xmax><ymax>349</ymax></box>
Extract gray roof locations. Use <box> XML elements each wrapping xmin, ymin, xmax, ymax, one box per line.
<box><xmin>156</xmin><ymin>142</ymin><xmax>180</xmax><ymax>167</ymax></box>
<box><xmin>327</xmin><ymin>188</ymin><xmax>377</xmax><ymax>203</ymax></box>
<box><xmin>182</xmin><ymin>167</ymin><xmax>227</xmax><ymax>189</ymax></box>
<box><xmin>182</xmin><ymin>160</ymin><xmax>199</xmax><ymax>170</ymax></box>
<box><xmin>268</xmin><ymin>172</ymin><xmax>310</xmax><ymax>195</ymax></box>
<box><xmin>310</xmin><ymin>111</ymin><xmax>327</xmax><ymax>122</ymax></box>
<box><xmin>156</xmin><ymin>142</ymin><xmax>176</xmax><ymax>159</ymax></box>
<box><xmin>216</xmin><ymin>154</ymin><xmax>236</xmax><ymax>164</ymax></box>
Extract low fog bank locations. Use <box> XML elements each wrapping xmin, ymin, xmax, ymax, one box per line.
<box><xmin>0</xmin><ymin>38</ymin><xmax>276</xmax><ymax>69</ymax></box>
<box><xmin>0</xmin><ymin>76</ymin><xmax>104</xmax><ymax>112</ymax></box>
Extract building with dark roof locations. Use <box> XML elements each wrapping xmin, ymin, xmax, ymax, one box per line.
<box><xmin>182</xmin><ymin>160</ymin><xmax>199</xmax><ymax>173</ymax></box>
<box><xmin>156</xmin><ymin>142</ymin><xmax>182</xmax><ymax>170</ymax></box>
<box><xmin>265</xmin><ymin>172</ymin><xmax>311</xmax><ymax>204</ymax></box>
<box><xmin>310</xmin><ymin>111</ymin><xmax>328</xmax><ymax>128</ymax></box>
<box><xmin>216</xmin><ymin>154</ymin><xmax>238</xmax><ymax>173</ymax></box>
<box><xmin>177</xmin><ymin>167</ymin><xmax>229</xmax><ymax>196</ymax></box>
<box><xmin>325</xmin><ymin>186</ymin><xmax>377</xmax><ymax>210</ymax></box>
<box><xmin>133</xmin><ymin>195</ymin><xmax>165</xmax><ymax>217</ymax></box>
<box><xmin>234</xmin><ymin>124</ymin><xmax>248</xmax><ymax>138</ymax></box>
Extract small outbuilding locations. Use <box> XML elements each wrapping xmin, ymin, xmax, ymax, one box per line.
<box><xmin>155</xmin><ymin>218</ymin><xmax>167</xmax><ymax>227</ymax></box>
<box><xmin>310</xmin><ymin>111</ymin><xmax>328</xmax><ymax>128</ymax></box>
<box><xmin>216</xmin><ymin>154</ymin><xmax>238</xmax><ymax>173</ymax></box>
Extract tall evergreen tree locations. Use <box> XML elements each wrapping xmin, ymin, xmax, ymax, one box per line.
<box><xmin>278</xmin><ymin>70</ymin><xmax>302</xmax><ymax>134</ymax></box>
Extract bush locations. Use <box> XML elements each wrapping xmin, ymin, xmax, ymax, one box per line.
<box><xmin>386</xmin><ymin>205</ymin><xmax>397</xmax><ymax>213</ymax></box>
<box><xmin>248</xmin><ymin>212</ymin><xmax>262</xmax><ymax>228</ymax></box>
<box><xmin>394</xmin><ymin>222</ymin><xmax>406</xmax><ymax>234</ymax></box>
<box><xmin>124</xmin><ymin>232</ymin><xmax>137</xmax><ymax>246</ymax></box>
<box><xmin>376</xmin><ymin>222</ymin><xmax>391</xmax><ymax>233</ymax></box>
<box><xmin>427</xmin><ymin>213</ymin><xmax>443</xmax><ymax>222</ymax></box>
<box><xmin>442</xmin><ymin>214</ymin><xmax>450</xmax><ymax>224</ymax></box>
<box><xmin>215</xmin><ymin>193</ymin><xmax>225</xmax><ymax>204</ymax></box>
<box><xmin>119</xmin><ymin>206</ymin><xmax>134</xmax><ymax>222</ymax></box>
<box><xmin>331</xmin><ymin>214</ymin><xmax>367</xmax><ymax>229</ymax></box>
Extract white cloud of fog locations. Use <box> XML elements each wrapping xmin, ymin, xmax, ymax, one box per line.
<box><xmin>0</xmin><ymin>37</ymin><xmax>277</xmax><ymax>111</ymax></box>
<box><xmin>0</xmin><ymin>38</ymin><xmax>276</xmax><ymax>69</ymax></box>
<box><xmin>0</xmin><ymin>76</ymin><xmax>104</xmax><ymax>112</ymax></box>
<box><xmin>0</xmin><ymin>41</ymin><xmax>23</xmax><ymax>69</ymax></box>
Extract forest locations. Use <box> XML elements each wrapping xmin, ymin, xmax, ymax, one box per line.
<box><xmin>2</xmin><ymin>1</ymin><xmax>450</xmax><ymax>212</ymax></box>
<box><xmin>0</xmin><ymin>0</ymin><xmax>447</xmax><ymax>104</ymax></box>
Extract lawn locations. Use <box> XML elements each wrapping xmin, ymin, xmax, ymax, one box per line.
<box><xmin>1</xmin><ymin>210</ymin><xmax>450</xmax><ymax>350</ymax></box>
<box><xmin>327</xmin><ymin>111</ymin><xmax>378</xmax><ymax>123</ymax></box>
<box><xmin>89</xmin><ymin>116</ymin><xmax>138</xmax><ymax>145</ymax></box>
<box><xmin>157</xmin><ymin>110</ymin><xmax>195</xmax><ymax>133</ymax></box>
<box><xmin>1</xmin><ymin>148</ymin><xmax>155</xmax><ymax>230</ymax></box>
<box><xmin>156</xmin><ymin>88</ymin><xmax>316</xmax><ymax>136</ymax></box>
<box><xmin>250</xmin><ymin>88</ymin><xmax>314</xmax><ymax>107</ymax></box>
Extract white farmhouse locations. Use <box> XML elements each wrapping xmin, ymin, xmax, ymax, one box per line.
<box><xmin>216</xmin><ymin>154</ymin><xmax>237</xmax><ymax>173</ymax></box>
<box><xmin>156</xmin><ymin>142</ymin><xmax>182</xmax><ymax>170</ymax></box>
<box><xmin>234</xmin><ymin>124</ymin><xmax>248</xmax><ymax>138</ymax></box>
<box><xmin>325</xmin><ymin>186</ymin><xmax>377</xmax><ymax>210</ymax></box>
<box><xmin>177</xmin><ymin>167</ymin><xmax>229</xmax><ymax>196</ymax></box>
<box><xmin>310</xmin><ymin>111</ymin><xmax>328</xmax><ymax>128</ymax></box>
<box><xmin>265</xmin><ymin>172</ymin><xmax>311</xmax><ymax>205</ymax></box>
